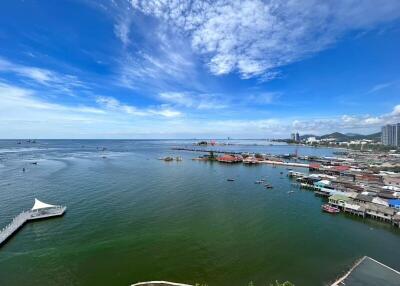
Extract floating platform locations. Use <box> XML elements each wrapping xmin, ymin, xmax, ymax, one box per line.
<box><xmin>0</xmin><ymin>199</ymin><xmax>66</xmax><ymax>246</ymax></box>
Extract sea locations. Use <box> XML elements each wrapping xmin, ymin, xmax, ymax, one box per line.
<box><xmin>0</xmin><ymin>139</ymin><xmax>399</xmax><ymax>286</ymax></box>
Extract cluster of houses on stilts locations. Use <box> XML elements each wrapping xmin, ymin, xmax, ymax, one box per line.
<box><xmin>289</xmin><ymin>170</ymin><xmax>400</xmax><ymax>228</ymax></box>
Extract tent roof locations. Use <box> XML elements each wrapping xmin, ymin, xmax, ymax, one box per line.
<box><xmin>32</xmin><ymin>198</ymin><xmax>56</xmax><ymax>210</ymax></box>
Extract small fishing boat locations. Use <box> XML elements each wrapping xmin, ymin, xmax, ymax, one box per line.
<box><xmin>255</xmin><ymin>180</ymin><xmax>263</xmax><ymax>184</ymax></box>
<box><xmin>264</xmin><ymin>184</ymin><xmax>273</xmax><ymax>189</ymax></box>
<box><xmin>158</xmin><ymin>156</ymin><xmax>174</xmax><ymax>161</ymax></box>
<box><xmin>227</xmin><ymin>178</ymin><xmax>235</xmax><ymax>182</ymax></box>
<box><xmin>287</xmin><ymin>191</ymin><xmax>294</xmax><ymax>194</ymax></box>
<box><xmin>321</xmin><ymin>204</ymin><xmax>340</xmax><ymax>214</ymax></box>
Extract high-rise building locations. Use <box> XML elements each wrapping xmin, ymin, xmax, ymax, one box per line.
<box><xmin>295</xmin><ymin>132</ymin><xmax>300</xmax><ymax>142</ymax></box>
<box><xmin>290</xmin><ymin>132</ymin><xmax>300</xmax><ymax>142</ymax></box>
<box><xmin>381</xmin><ymin>123</ymin><xmax>400</xmax><ymax>147</ymax></box>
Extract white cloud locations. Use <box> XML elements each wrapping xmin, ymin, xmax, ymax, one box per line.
<box><xmin>391</xmin><ymin>104</ymin><xmax>400</xmax><ymax>116</ymax></box>
<box><xmin>153</xmin><ymin>108</ymin><xmax>182</xmax><ymax>118</ymax></box>
<box><xmin>289</xmin><ymin>107</ymin><xmax>400</xmax><ymax>134</ymax></box>
<box><xmin>130</xmin><ymin>0</ymin><xmax>400</xmax><ymax>79</ymax></box>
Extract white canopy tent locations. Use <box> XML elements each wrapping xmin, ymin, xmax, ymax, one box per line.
<box><xmin>32</xmin><ymin>198</ymin><xmax>56</xmax><ymax>211</ymax></box>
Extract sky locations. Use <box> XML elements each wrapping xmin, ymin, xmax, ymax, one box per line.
<box><xmin>0</xmin><ymin>0</ymin><xmax>400</xmax><ymax>139</ymax></box>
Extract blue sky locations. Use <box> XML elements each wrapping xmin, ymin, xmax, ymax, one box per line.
<box><xmin>0</xmin><ymin>0</ymin><xmax>400</xmax><ymax>139</ymax></box>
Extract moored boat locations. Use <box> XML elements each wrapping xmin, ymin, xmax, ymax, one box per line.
<box><xmin>321</xmin><ymin>204</ymin><xmax>340</xmax><ymax>214</ymax></box>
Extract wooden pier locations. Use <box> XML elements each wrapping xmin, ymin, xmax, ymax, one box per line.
<box><xmin>0</xmin><ymin>199</ymin><xmax>66</xmax><ymax>247</ymax></box>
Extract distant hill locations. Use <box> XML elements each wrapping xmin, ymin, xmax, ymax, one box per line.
<box><xmin>301</xmin><ymin>132</ymin><xmax>381</xmax><ymax>142</ymax></box>
<box><xmin>320</xmin><ymin>132</ymin><xmax>349</xmax><ymax>141</ymax></box>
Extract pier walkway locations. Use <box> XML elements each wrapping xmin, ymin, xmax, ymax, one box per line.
<box><xmin>0</xmin><ymin>199</ymin><xmax>66</xmax><ymax>246</ymax></box>
<box><xmin>331</xmin><ymin>256</ymin><xmax>400</xmax><ymax>286</ymax></box>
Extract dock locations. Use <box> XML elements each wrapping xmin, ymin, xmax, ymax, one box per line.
<box><xmin>0</xmin><ymin>199</ymin><xmax>66</xmax><ymax>246</ymax></box>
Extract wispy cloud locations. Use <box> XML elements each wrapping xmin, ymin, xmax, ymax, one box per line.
<box><xmin>95</xmin><ymin>95</ymin><xmax>182</xmax><ymax>118</ymax></box>
<box><xmin>117</xmin><ymin>33</ymin><xmax>199</xmax><ymax>91</ymax></box>
<box><xmin>130</xmin><ymin>0</ymin><xmax>400</xmax><ymax>79</ymax></box>
<box><xmin>1</xmin><ymin>81</ymin><xmax>399</xmax><ymax>138</ymax></box>
<box><xmin>0</xmin><ymin>57</ymin><xmax>86</xmax><ymax>95</ymax></box>
<box><xmin>158</xmin><ymin>92</ymin><xmax>228</xmax><ymax>110</ymax></box>
<box><xmin>245</xmin><ymin>92</ymin><xmax>280</xmax><ymax>105</ymax></box>
<box><xmin>0</xmin><ymin>82</ymin><xmax>103</xmax><ymax>115</ymax></box>
<box><xmin>367</xmin><ymin>81</ymin><xmax>396</xmax><ymax>94</ymax></box>
<box><xmin>0</xmin><ymin>82</ymin><xmax>184</xmax><ymax>138</ymax></box>
<box><xmin>114</xmin><ymin>16</ymin><xmax>132</xmax><ymax>46</ymax></box>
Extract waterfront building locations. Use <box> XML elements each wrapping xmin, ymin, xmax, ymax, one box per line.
<box><xmin>364</xmin><ymin>203</ymin><xmax>396</xmax><ymax>221</ymax></box>
<box><xmin>307</xmin><ymin>136</ymin><xmax>317</xmax><ymax>143</ymax></box>
<box><xmin>381</xmin><ymin>123</ymin><xmax>400</xmax><ymax>147</ymax></box>
<box><xmin>383</xmin><ymin>175</ymin><xmax>400</xmax><ymax>187</ymax></box>
<box><xmin>371</xmin><ymin>197</ymin><xmax>389</xmax><ymax>206</ymax></box>
<box><xmin>329</xmin><ymin>194</ymin><xmax>351</xmax><ymax>208</ymax></box>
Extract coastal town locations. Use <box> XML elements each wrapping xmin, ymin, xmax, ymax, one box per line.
<box><xmin>173</xmin><ymin>123</ymin><xmax>400</xmax><ymax>229</ymax></box>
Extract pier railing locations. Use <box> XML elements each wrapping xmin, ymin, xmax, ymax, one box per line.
<box><xmin>0</xmin><ymin>206</ymin><xmax>66</xmax><ymax>246</ymax></box>
<box><xmin>0</xmin><ymin>211</ymin><xmax>31</xmax><ymax>245</ymax></box>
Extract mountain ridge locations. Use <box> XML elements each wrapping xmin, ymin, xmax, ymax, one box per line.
<box><xmin>300</xmin><ymin>132</ymin><xmax>381</xmax><ymax>142</ymax></box>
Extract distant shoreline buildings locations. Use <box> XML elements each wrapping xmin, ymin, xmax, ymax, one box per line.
<box><xmin>381</xmin><ymin>123</ymin><xmax>400</xmax><ymax>147</ymax></box>
<box><xmin>291</xmin><ymin>132</ymin><xmax>300</xmax><ymax>142</ymax></box>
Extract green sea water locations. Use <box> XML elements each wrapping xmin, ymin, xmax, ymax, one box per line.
<box><xmin>0</xmin><ymin>140</ymin><xmax>399</xmax><ymax>286</ymax></box>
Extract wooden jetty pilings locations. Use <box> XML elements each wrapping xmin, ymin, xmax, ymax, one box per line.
<box><xmin>0</xmin><ymin>206</ymin><xmax>66</xmax><ymax>246</ymax></box>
